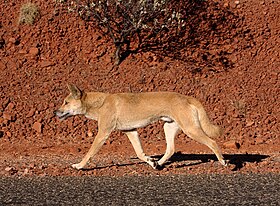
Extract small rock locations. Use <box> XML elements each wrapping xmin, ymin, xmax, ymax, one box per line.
<box><xmin>223</xmin><ymin>140</ymin><xmax>240</xmax><ymax>149</ymax></box>
<box><xmin>29</xmin><ymin>163</ymin><xmax>36</xmax><ymax>169</ymax></box>
<box><xmin>8</xmin><ymin>37</ymin><xmax>16</xmax><ymax>44</ymax></box>
<box><xmin>3</xmin><ymin>112</ymin><xmax>16</xmax><ymax>121</ymax></box>
<box><xmin>33</xmin><ymin>122</ymin><xmax>42</xmax><ymax>133</ymax></box>
<box><xmin>29</xmin><ymin>47</ymin><xmax>39</xmax><ymax>56</ymax></box>
<box><xmin>230</xmin><ymin>55</ymin><xmax>238</xmax><ymax>63</ymax></box>
<box><xmin>87</xmin><ymin>130</ymin><xmax>93</xmax><ymax>137</ymax></box>
<box><xmin>5</xmin><ymin>166</ymin><xmax>16</xmax><ymax>172</ymax></box>
<box><xmin>49</xmin><ymin>103</ymin><xmax>55</xmax><ymax>108</ymax></box>
<box><xmin>40</xmin><ymin>60</ymin><xmax>55</xmax><ymax>67</ymax></box>
<box><xmin>26</xmin><ymin>109</ymin><xmax>36</xmax><ymax>118</ymax></box>
<box><xmin>246</xmin><ymin>120</ymin><xmax>254</xmax><ymax>127</ymax></box>
<box><xmin>106</xmin><ymin>139</ymin><xmax>113</xmax><ymax>145</ymax></box>
<box><xmin>255</xmin><ymin>138</ymin><xmax>265</xmax><ymax>145</ymax></box>
<box><xmin>6</xmin><ymin>131</ymin><xmax>12</xmax><ymax>137</ymax></box>
<box><xmin>3</xmin><ymin>112</ymin><xmax>12</xmax><ymax>121</ymax></box>
<box><xmin>38</xmin><ymin>164</ymin><xmax>47</xmax><ymax>170</ymax></box>
<box><xmin>6</xmin><ymin>102</ymin><xmax>15</xmax><ymax>110</ymax></box>
<box><xmin>23</xmin><ymin>168</ymin><xmax>29</xmax><ymax>175</ymax></box>
<box><xmin>19</xmin><ymin>49</ymin><xmax>27</xmax><ymax>54</ymax></box>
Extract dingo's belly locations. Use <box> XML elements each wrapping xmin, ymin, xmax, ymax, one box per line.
<box><xmin>116</xmin><ymin>116</ymin><xmax>173</xmax><ymax>131</ymax></box>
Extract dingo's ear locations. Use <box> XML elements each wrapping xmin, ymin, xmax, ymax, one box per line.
<box><xmin>67</xmin><ymin>84</ymin><xmax>82</xmax><ymax>100</ymax></box>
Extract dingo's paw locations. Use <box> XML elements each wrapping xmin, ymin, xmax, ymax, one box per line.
<box><xmin>147</xmin><ymin>157</ymin><xmax>159</xmax><ymax>169</ymax></box>
<box><xmin>149</xmin><ymin>160</ymin><xmax>164</xmax><ymax>170</ymax></box>
<box><xmin>150</xmin><ymin>160</ymin><xmax>158</xmax><ymax>170</ymax></box>
<box><xmin>71</xmin><ymin>163</ymin><xmax>84</xmax><ymax>170</ymax></box>
<box><xmin>220</xmin><ymin>159</ymin><xmax>229</xmax><ymax>166</ymax></box>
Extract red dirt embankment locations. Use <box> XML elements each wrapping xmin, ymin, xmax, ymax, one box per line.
<box><xmin>0</xmin><ymin>0</ymin><xmax>279</xmax><ymax>176</ymax></box>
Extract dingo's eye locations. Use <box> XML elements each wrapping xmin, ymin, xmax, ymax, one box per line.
<box><xmin>64</xmin><ymin>101</ymin><xmax>69</xmax><ymax>105</ymax></box>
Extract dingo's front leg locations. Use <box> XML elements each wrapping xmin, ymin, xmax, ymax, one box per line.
<box><xmin>72</xmin><ymin>130</ymin><xmax>110</xmax><ymax>170</ymax></box>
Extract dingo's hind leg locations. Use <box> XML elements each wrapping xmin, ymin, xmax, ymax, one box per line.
<box><xmin>157</xmin><ymin>121</ymin><xmax>180</xmax><ymax>167</ymax></box>
<box><xmin>184</xmin><ymin>126</ymin><xmax>226</xmax><ymax>166</ymax></box>
<box><xmin>176</xmin><ymin>111</ymin><xmax>226</xmax><ymax>166</ymax></box>
<box><xmin>125</xmin><ymin>131</ymin><xmax>158</xmax><ymax>169</ymax></box>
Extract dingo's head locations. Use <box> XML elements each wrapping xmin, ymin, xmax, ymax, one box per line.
<box><xmin>54</xmin><ymin>84</ymin><xmax>86</xmax><ymax>120</ymax></box>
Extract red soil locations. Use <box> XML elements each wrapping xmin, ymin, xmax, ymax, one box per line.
<box><xmin>0</xmin><ymin>0</ymin><xmax>279</xmax><ymax>177</ymax></box>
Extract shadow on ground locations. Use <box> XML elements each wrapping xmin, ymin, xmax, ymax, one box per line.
<box><xmin>166</xmin><ymin>152</ymin><xmax>270</xmax><ymax>171</ymax></box>
<box><xmin>82</xmin><ymin>152</ymin><xmax>269</xmax><ymax>172</ymax></box>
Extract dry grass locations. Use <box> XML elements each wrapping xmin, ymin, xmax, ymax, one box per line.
<box><xmin>19</xmin><ymin>2</ymin><xmax>40</xmax><ymax>25</ymax></box>
<box><xmin>231</xmin><ymin>99</ymin><xmax>247</xmax><ymax>117</ymax></box>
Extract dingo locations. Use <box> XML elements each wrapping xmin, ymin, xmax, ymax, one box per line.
<box><xmin>55</xmin><ymin>84</ymin><xmax>227</xmax><ymax>170</ymax></box>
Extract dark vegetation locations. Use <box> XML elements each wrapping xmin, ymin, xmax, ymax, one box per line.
<box><xmin>61</xmin><ymin>0</ymin><xmax>248</xmax><ymax>70</ymax></box>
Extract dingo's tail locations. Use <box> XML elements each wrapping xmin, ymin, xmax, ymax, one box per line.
<box><xmin>195</xmin><ymin>101</ymin><xmax>222</xmax><ymax>138</ymax></box>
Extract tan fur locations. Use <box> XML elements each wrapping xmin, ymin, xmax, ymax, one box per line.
<box><xmin>54</xmin><ymin>84</ymin><xmax>226</xmax><ymax>170</ymax></box>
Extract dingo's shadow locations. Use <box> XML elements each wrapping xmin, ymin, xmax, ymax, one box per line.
<box><xmin>82</xmin><ymin>152</ymin><xmax>269</xmax><ymax>172</ymax></box>
<box><xmin>81</xmin><ymin>161</ymin><xmax>147</xmax><ymax>171</ymax></box>
<box><xmin>157</xmin><ymin>152</ymin><xmax>269</xmax><ymax>171</ymax></box>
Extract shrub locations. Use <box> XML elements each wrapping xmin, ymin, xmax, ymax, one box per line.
<box><xmin>64</xmin><ymin>0</ymin><xmax>186</xmax><ymax>65</ymax></box>
<box><xmin>60</xmin><ymin>0</ymin><xmax>244</xmax><ymax>70</ymax></box>
<box><xmin>19</xmin><ymin>3</ymin><xmax>40</xmax><ymax>25</ymax></box>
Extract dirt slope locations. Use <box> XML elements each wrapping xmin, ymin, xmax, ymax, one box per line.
<box><xmin>0</xmin><ymin>0</ymin><xmax>279</xmax><ymax>176</ymax></box>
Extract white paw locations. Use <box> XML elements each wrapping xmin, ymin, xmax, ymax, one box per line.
<box><xmin>220</xmin><ymin>159</ymin><xmax>228</xmax><ymax>166</ymax></box>
<box><xmin>151</xmin><ymin>161</ymin><xmax>158</xmax><ymax>170</ymax></box>
<box><xmin>146</xmin><ymin>157</ymin><xmax>158</xmax><ymax>169</ymax></box>
<box><xmin>71</xmin><ymin>163</ymin><xmax>83</xmax><ymax>170</ymax></box>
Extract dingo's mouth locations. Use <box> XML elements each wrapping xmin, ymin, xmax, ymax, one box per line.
<box><xmin>58</xmin><ymin>112</ymin><xmax>71</xmax><ymax>120</ymax></box>
<box><xmin>54</xmin><ymin>110</ymin><xmax>72</xmax><ymax>120</ymax></box>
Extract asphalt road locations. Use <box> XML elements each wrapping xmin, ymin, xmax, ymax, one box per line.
<box><xmin>0</xmin><ymin>174</ymin><xmax>279</xmax><ymax>206</ymax></box>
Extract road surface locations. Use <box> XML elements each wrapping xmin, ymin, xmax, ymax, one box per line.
<box><xmin>0</xmin><ymin>174</ymin><xmax>279</xmax><ymax>205</ymax></box>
